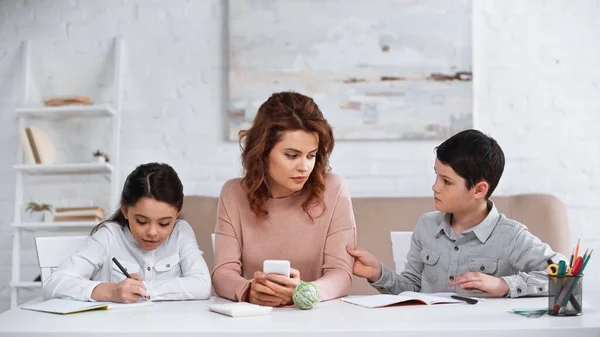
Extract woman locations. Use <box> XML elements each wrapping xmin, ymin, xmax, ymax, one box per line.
<box><xmin>212</xmin><ymin>91</ymin><xmax>356</xmax><ymax>306</ymax></box>
<box><xmin>43</xmin><ymin>163</ymin><xmax>212</xmax><ymax>303</ymax></box>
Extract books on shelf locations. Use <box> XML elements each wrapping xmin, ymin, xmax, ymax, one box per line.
<box><xmin>53</xmin><ymin>206</ymin><xmax>105</xmax><ymax>222</ymax></box>
<box><xmin>18</xmin><ymin>127</ymin><xmax>35</xmax><ymax>165</ymax></box>
<box><xmin>18</xmin><ymin>126</ymin><xmax>56</xmax><ymax>165</ymax></box>
<box><xmin>52</xmin><ymin>216</ymin><xmax>103</xmax><ymax>222</ymax></box>
<box><xmin>43</xmin><ymin>95</ymin><xmax>93</xmax><ymax>107</ymax></box>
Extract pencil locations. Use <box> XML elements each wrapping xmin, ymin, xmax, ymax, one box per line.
<box><xmin>574</xmin><ymin>239</ymin><xmax>580</xmax><ymax>260</ymax></box>
<box><xmin>569</xmin><ymin>247</ymin><xmax>574</xmax><ymax>268</ymax></box>
<box><xmin>554</xmin><ymin>248</ymin><xmax>593</xmax><ymax>313</ymax></box>
<box><xmin>580</xmin><ymin>249</ymin><xmax>593</xmax><ymax>275</ymax></box>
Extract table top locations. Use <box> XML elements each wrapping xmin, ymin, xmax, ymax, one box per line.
<box><xmin>0</xmin><ymin>296</ymin><xmax>599</xmax><ymax>337</ymax></box>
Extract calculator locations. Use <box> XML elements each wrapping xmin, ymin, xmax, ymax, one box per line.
<box><xmin>207</xmin><ymin>302</ymin><xmax>273</xmax><ymax>317</ymax></box>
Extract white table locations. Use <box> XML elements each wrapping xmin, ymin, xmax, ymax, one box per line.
<box><xmin>0</xmin><ymin>296</ymin><xmax>599</xmax><ymax>337</ymax></box>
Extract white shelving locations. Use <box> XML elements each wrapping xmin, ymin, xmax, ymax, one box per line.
<box><xmin>12</xmin><ymin>221</ymin><xmax>98</xmax><ymax>229</ymax></box>
<box><xmin>16</xmin><ymin>104</ymin><xmax>116</xmax><ymax>118</ymax></box>
<box><xmin>13</xmin><ymin>162</ymin><xmax>115</xmax><ymax>175</ymax></box>
<box><xmin>10</xmin><ymin>281</ymin><xmax>42</xmax><ymax>289</ymax></box>
<box><xmin>9</xmin><ymin>38</ymin><xmax>124</xmax><ymax>308</ymax></box>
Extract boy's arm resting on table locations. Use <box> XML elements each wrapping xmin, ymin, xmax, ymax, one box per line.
<box><xmin>312</xmin><ymin>180</ymin><xmax>356</xmax><ymax>301</ymax></box>
<box><xmin>369</xmin><ymin>219</ymin><xmax>424</xmax><ymax>295</ymax></box>
<box><xmin>42</xmin><ymin>228</ymin><xmax>109</xmax><ymax>301</ymax></box>
<box><xmin>211</xmin><ymin>194</ymin><xmax>252</xmax><ymax>302</ymax></box>
<box><xmin>501</xmin><ymin>228</ymin><xmax>567</xmax><ymax>298</ymax></box>
<box><xmin>148</xmin><ymin>221</ymin><xmax>212</xmax><ymax>301</ymax></box>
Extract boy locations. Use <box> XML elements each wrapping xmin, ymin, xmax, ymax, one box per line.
<box><xmin>347</xmin><ymin>129</ymin><xmax>566</xmax><ymax>297</ymax></box>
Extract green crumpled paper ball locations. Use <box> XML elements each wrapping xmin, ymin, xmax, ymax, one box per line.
<box><xmin>292</xmin><ymin>282</ymin><xmax>319</xmax><ymax>310</ymax></box>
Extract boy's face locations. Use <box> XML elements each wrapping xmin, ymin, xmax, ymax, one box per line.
<box><xmin>432</xmin><ymin>158</ymin><xmax>481</xmax><ymax>213</ymax></box>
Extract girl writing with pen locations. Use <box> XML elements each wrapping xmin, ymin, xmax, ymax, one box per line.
<box><xmin>43</xmin><ymin>163</ymin><xmax>212</xmax><ymax>303</ymax></box>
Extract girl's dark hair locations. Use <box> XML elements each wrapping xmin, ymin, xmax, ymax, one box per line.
<box><xmin>91</xmin><ymin>162</ymin><xmax>184</xmax><ymax>234</ymax></box>
<box><xmin>239</xmin><ymin>91</ymin><xmax>334</xmax><ymax>218</ymax></box>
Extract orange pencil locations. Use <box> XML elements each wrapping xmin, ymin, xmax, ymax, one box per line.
<box><xmin>574</xmin><ymin>239</ymin><xmax>581</xmax><ymax>260</ymax></box>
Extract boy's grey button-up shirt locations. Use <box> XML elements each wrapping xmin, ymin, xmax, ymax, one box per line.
<box><xmin>370</xmin><ymin>203</ymin><xmax>566</xmax><ymax>298</ymax></box>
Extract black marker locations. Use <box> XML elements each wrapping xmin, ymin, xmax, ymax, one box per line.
<box><xmin>112</xmin><ymin>257</ymin><xmax>131</xmax><ymax>278</ymax></box>
<box><xmin>451</xmin><ymin>295</ymin><xmax>478</xmax><ymax>304</ymax></box>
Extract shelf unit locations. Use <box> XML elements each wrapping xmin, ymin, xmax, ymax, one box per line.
<box><xmin>16</xmin><ymin>104</ymin><xmax>117</xmax><ymax>118</ymax></box>
<box><xmin>13</xmin><ymin>162</ymin><xmax>115</xmax><ymax>175</ymax></box>
<box><xmin>9</xmin><ymin>38</ymin><xmax>124</xmax><ymax>308</ymax></box>
<box><xmin>12</xmin><ymin>221</ymin><xmax>98</xmax><ymax>230</ymax></box>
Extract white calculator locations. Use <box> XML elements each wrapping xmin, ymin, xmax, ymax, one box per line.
<box><xmin>207</xmin><ymin>302</ymin><xmax>273</xmax><ymax>317</ymax></box>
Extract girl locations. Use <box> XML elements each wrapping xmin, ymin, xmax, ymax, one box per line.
<box><xmin>43</xmin><ymin>163</ymin><xmax>211</xmax><ymax>303</ymax></box>
<box><xmin>212</xmin><ymin>91</ymin><xmax>357</xmax><ymax>307</ymax></box>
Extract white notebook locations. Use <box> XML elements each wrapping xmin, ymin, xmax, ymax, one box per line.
<box><xmin>207</xmin><ymin>302</ymin><xmax>273</xmax><ymax>317</ymax></box>
<box><xmin>21</xmin><ymin>298</ymin><xmax>153</xmax><ymax>314</ymax></box>
<box><xmin>341</xmin><ymin>292</ymin><xmax>475</xmax><ymax>308</ymax></box>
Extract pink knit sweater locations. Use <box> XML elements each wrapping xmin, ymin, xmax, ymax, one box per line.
<box><xmin>211</xmin><ymin>173</ymin><xmax>356</xmax><ymax>302</ymax></box>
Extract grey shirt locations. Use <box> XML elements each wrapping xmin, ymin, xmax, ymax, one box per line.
<box><xmin>370</xmin><ymin>203</ymin><xmax>566</xmax><ymax>298</ymax></box>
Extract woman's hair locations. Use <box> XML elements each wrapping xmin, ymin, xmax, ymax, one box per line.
<box><xmin>239</xmin><ymin>91</ymin><xmax>334</xmax><ymax>218</ymax></box>
<box><xmin>91</xmin><ymin>162</ymin><xmax>184</xmax><ymax>234</ymax></box>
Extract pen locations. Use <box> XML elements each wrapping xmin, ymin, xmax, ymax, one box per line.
<box><xmin>112</xmin><ymin>257</ymin><xmax>149</xmax><ymax>301</ymax></box>
<box><xmin>578</xmin><ymin>250</ymin><xmax>593</xmax><ymax>277</ymax></box>
<box><xmin>554</xmin><ymin>251</ymin><xmax>592</xmax><ymax>313</ymax></box>
<box><xmin>557</xmin><ymin>260</ymin><xmax>567</xmax><ymax>277</ymax></box>
<box><xmin>569</xmin><ymin>247</ymin><xmax>574</xmax><ymax>268</ymax></box>
<box><xmin>571</xmin><ymin>257</ymin><xmax>584</xmax><ymax>276</ymax></box>
<box><xmin>451</xmin><ymin>295</ymin><xmax>478</xmax><ymax>304</ymax></box>
<box><xmin>112</xmin><ymin>257</ymin><xmax>131</xmax><ymax>278</ymax></box>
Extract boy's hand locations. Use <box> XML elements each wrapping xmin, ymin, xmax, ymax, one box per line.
<box><xmin>346</xmin><ymin>246</ymin><xmax>382</xmax><ymax>283</ymax></box>
<box><xmin>449</xmin><ymin>272</ymin><xmax>509</xmax><ymax>297</ymax></box>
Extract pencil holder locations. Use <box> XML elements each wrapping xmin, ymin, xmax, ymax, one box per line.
<box><xmin>548</xmin><ymin>275</ymin><xmax>583</xmax><ymax>316</ymax></box>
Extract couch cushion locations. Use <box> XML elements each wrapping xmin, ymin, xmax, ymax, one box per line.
<box><xmin>181</xmin><ymin>194</ymin><xmax>569</xmax><ymax>296</ymax></box>
<box><xmin>181</xmin><ymin>196</ymin><xmax>218</xmax><ymax>274</ymax></box>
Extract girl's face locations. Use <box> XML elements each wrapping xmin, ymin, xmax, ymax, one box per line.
<box><xmin>122</xmin><ymin>197</ymin><xmax>179</xmax><ymax>251</ymax></box>
<box><xmin>266</xmin><ymin>130</ymin><xmax>319</xmax><ymax>198</ymax></box>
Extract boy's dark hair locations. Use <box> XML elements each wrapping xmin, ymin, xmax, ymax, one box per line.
<box><xmin>435</xmin><ymin>129</ymin><xmax>505</xmax><ymax>199</ymax></box>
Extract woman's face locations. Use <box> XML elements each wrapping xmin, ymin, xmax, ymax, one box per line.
<box><xmin>266</xmin><ymin>130</ymin><xmax>319</xmax><ymax>198</ymax></box>
<box><xmin>122</xmin><ymin>197</ymin><xmax>179</xmax><ymax>251</ymax></box>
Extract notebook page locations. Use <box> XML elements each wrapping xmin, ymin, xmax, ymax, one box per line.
<box><xmin>101</xmin><ymin>300</ymin><xmax>154</xmax><ymax>310</ymax></box>
<box><xmin>21</xmin><ymin>299</ymin><xmax>106</xmax><ymax>314</ymax></box>
<box><xmin>400</xmin><ymin>291</ymin><xmax>463</xmax><ymax>305</ymax></box>
<box><xmin>341</xmin><ymin>294</ymin><xmax>405</xmax><ymax>308</ymax></box>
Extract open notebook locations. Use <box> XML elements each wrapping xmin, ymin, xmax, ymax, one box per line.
<box><xmin>21</xmin><ymin>298</ymin><xmax>153</xmax><ymax>314</ymax></box>
<box><xmin>341</xmin><ymin>292</ymin><xmax>478</xmax><ymax>308</ymax></box>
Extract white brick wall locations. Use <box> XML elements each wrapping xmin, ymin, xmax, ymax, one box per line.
<box><xmin>1</xmin><ymin>0</ymin><xmax>599</xmax><ymax>312</ymax></box>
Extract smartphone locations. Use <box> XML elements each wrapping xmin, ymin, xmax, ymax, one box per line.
<box><xmin>263</xmin><ymin>260</ymin><xmax>290</xmax><ymax>278</ymax></box>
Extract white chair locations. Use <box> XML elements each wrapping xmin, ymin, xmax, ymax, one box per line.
<box><xmin>390</xmin><ymin>231</ymin><xmax>413</xmax><ymax>273</ymax></box>
<box><xmin>34</xmin><ymin>236</ymin><xmax>87</xmax><ymax>285</ymax></box>
<box><xmin>211</xmin><ymin>233</ymin><xmax>215</xmax><ymax>257</ymax></box>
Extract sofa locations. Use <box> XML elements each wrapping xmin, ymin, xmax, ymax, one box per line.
<box><xmin>181</xmin><ymin>194</ymin><xmax>569</xmax><ymax>296</ymax></box>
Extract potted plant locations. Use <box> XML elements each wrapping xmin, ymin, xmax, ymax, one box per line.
<box><xmin>25</xmin><ymin>202</ymin><xmax>53</xmax><ymax>222</ymax></box>
<box><xmin>93</xmin><ymin>150</ymin><xmax>110</xmax><ymax>163</ymax></box>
